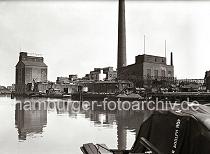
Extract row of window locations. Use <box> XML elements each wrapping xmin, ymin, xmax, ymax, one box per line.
<box><xmin>146</xmin><ymin>69</ymin><xmax>172</xmax><ymax>77</ymax></box>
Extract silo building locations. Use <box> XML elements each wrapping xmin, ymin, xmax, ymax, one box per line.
<box><xmin>15</xmin><ymin>52</ymin><xmax>48</xmax><ymax>95</ymax></box>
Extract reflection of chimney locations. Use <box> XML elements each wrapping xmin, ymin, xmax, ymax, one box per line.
<box><xmin>117</xmin><ymin>111</ymin><xmax>127</xmax><ymax>150</ymax></box>
<box><xmin>117</xmin><ymin>120</ymin><xmax>127</xmax><ymax>150</ymax></box>
<box><xmin>117</xmin><ymin>0</ymin><xmax>127</xmax><ymax>71</ymax></box>
<box><xmin>170</xmin><ymin>52</ymin><xmax>173</xmax><ymax>66</ymax></box>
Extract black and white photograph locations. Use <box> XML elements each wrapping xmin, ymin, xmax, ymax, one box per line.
<box><xmin>0</xmin><ymin>0</ymin><xmax>210</xmax><ymax>154</ymax></box>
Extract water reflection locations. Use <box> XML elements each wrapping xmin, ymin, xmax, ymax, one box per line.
<box><xmin>15</xmin><ymin>99</ymin><xmax>47</xmax><ymax>140</ymax></box>
<box><xmin>14</xmin><ymin>98</ymin><xmax>152</xmax><ymax>150</ymax></box>
<box><xmin>76</xmin><ymin>108</ymin><xmax>150</xmax><ymax>150</ymax></box>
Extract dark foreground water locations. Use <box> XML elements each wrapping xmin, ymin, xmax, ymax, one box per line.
<box><xmin>0</xmin><ymin>96</ymin><xmax>151</xmax><ymax>154</ymax></box>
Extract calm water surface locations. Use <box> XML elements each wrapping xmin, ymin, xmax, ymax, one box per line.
<box><xmin>0</xmin><ymin>96</ymin><xmax>151</xmax><ymax>154</ymax></box>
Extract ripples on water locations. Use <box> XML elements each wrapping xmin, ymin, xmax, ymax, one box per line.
<box><xmin>0</xmin><ymin>96</ymin><xmax>152</xmax><ymax>154</ymax></box>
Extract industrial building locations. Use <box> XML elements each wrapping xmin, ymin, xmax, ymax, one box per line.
<box><xmin>116</xmin><ymin>0</ymin><xmax>174</xmax><ymax>88</ymax></box>
<box><xmin>56</xmin><ymin>75</ymin><xmax>78</xmax><ymax>84</ymax></box>
<box><xmin>118</xmin><ymin>53</ymin><xmax>174</xmax><ymax>87</ymax></box>
<box><xmin>84</xmin><ymin>67</ymin><xmax>117</xmax><ymax>81</ymax></box>
<box><xmin>56</xmin><ymin>77</ymin><xmax>71</xmax><ymax>84</ymax></box>
<box><xmin>15</xmin><ymin>52</ymin><xmax>48</xmax><ymax>95</ymax></box>
<box><xmin>83</xmin><ymin>80</ymin><xmax>133</xmax><ymax>94</ymax></box>
<box><xmin>69</xmin><ymin>74</ymin><xmax>78</xmax><ymax>81</ymax></box>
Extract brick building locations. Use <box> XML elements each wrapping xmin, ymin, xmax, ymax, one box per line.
<box><xmin>53</xmin><ymin>83</ymin><xmax>78</xmax><ymax>94</ymax></box>
<box><xmin>69</xmin><ymin>74</ymin><xmax>78</xmax><ymax>81</ymax></box>
<box><xmin>119</xmin><ymin>53</ymin><xmax>174</xmax><ymax>87</ymax></box>
<box><xmin>56</xmin><ymin>77</ymin><xmax>70</xmax><ymax>84</ymax></box>
<box><xmin>87</xmin><ymin>67</ymin><xmax>117</xmax><ymax>81</ymax></box>
<box><xmin>80</xmin><ymin>80</ymin><xmax>133</xmax><ymax>94</ymax></box>
<box><xmin>56</xmin><ymin>74</ymin><xmax>78</xmax><ymax>84</ymax></box>
<box><xmin>15</xmin><ymin>52</ymin><xmax>48</xmax><ymax>95</ymax></box>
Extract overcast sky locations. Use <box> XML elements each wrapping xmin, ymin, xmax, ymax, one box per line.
<box><xmin>1</xmin><ymin>0</ymin><xmax>210</xmax><ymax>86</ymax></box>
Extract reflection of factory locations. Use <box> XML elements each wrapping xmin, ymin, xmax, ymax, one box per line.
<box><xmin>79</xmin><ymin>109</ymin><xmax>150</xmax><ymax>150</ymax></box>
<box><xmin>15</xmin><ymin>101</ymin><xmax>47</xmax><ymax>140</ymax></box>
<box><xmin>55</xmin><ymin>100</ymin><xmax>151</xmax><ymax>150</ymax></box>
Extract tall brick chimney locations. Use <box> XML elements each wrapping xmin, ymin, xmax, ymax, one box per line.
<box><xmin>117</xmin><ymin>0</ymin><xmax>127</xmax><ymax>72</ymax></box>
<box><xmin>171</xmin><ymin>52</ymin><xmax>173</xmax><ymax>66</ymax></box>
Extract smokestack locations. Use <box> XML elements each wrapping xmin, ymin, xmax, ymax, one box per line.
<box><xmin>117</xmin><ymin>0</ymin><xmax>127</xmax><ymax>71</ymax></box>
<box><xmin>19</xmin><ymin>52</ymin><xmax>27</xmax><ymax>61</ymax></box>
<box><xmin>170</xmin><ymin>52</ymin><xmax>173</xmax><ymax>66</ymax></box>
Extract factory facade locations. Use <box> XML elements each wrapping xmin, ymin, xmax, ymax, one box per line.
<box><xmin>15</xmin><ymin>52</ymin><xmax>48</xmax><ymax>95</ymax></box>
<box><xmin>118</xmin><ymin>53</ymin><xmax>174</xmax><ymax>87</ymax></box>
<box><xmin>119</xmin><ymin>54</ymin><xmax>174</xmax><ymax>86</ymax></box>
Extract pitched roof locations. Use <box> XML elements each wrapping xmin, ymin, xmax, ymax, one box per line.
<box><xmin>22</xmin><ymin>61</ymin><xmax>47</xmax><ymax>67</ymax></box>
